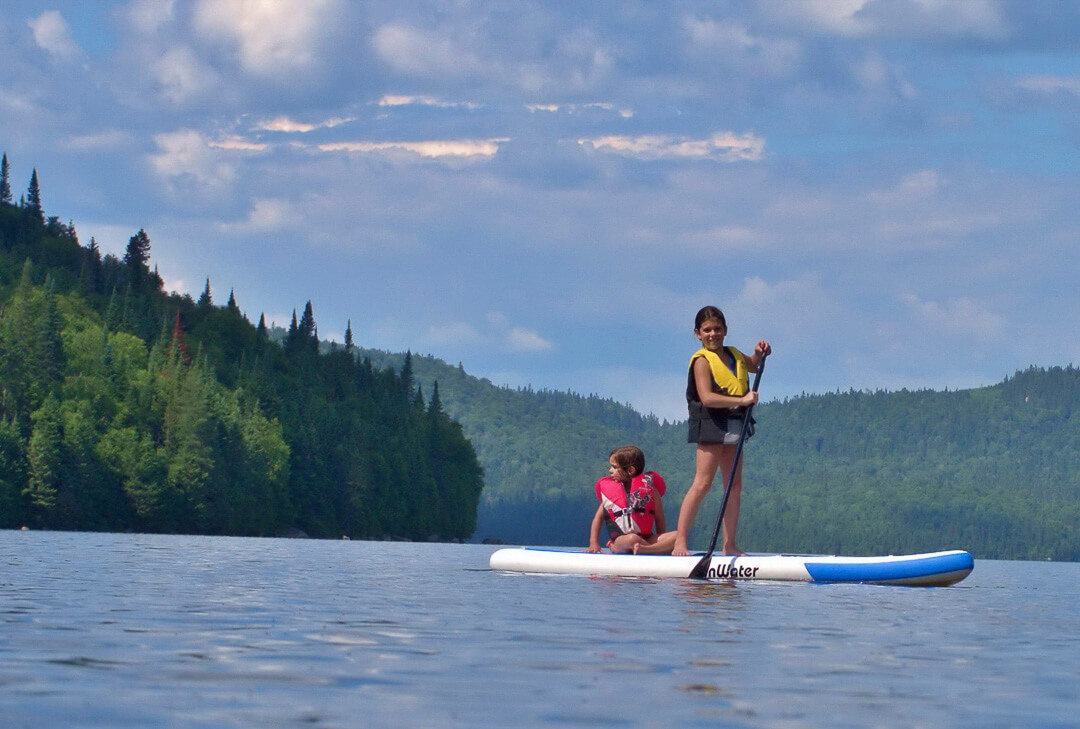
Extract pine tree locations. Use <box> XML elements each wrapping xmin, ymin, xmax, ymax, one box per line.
<box><xmin>25</xmin><ymin>395</ymin><xmax>63</xmax><ymax>519</ymax></box>
<box><xmin>79</xmin><ymin>237</ymin><xmax>102</xmax><ymax>292</ymax></box>
<box><xmin>428</xmin><ymin>380</ymin><xmax>443</xmax><ymax>416</ymax></box>
<box><xmin>123</xmin><ymin>229</ymin><xmax>151</xmax><ymax>269</ymax></box>
<box><xmin>123</xmin><ymin>229</ymin><xmax>152</xmax><ymax>291</ymax></box>
<box><xmin>104</xmin><ymin>288</ymin><xmax>121</xmax><ymax>330</ymax></box>
<box><xmin>26</xmin><ymin>169</ymin><xmax>43</xmax><ymax>223</ymax></box>
<box><xmin>400</xmin><ymin>351</ymin><xmax>415</xmax><ymax>400</ymax></box>
<box><xmin>344</xmin><ymin>320</ymin><xmax>354</xmax><ymax>351</ymax></box>
<box><xmin>35</xmin><ymin>282</ymin><xmax>66</xmax><ymax>395</ymax></box>
<box><xmin>299</xmin><ymin>301</ymin><xmax>316</xmax><ymax>340</ymax></box>
<box><xmin>256</xmin><ymin>313</ymin><xmax>267</xmax><ymax>340</ymax></box>
<box><xmin>0</xmin><ymin>153</ymin><xmax>11</xmax><ymax>204</ymax></box>
<box><xmin>197</xmin><ymin>278</ymin><xmax>213</xmax><ymax>309</ymax></box>
<box><xmin>227</xmin><ymin>288</ymin><xmax>238</xmax><ymax>312</ymax></box>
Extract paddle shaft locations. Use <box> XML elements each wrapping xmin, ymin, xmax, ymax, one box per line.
<box><xmin>688</xmin><ymin>353</ymin><xmax>767</xmax><ymax>579</ymax></box>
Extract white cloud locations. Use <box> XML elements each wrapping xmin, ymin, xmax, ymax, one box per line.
<box><xmin>1015</xmin><ymin>76</ymin><xmax>1080</xmax><ymax>98</ymax></box>
<box><xmin>153</xmin><ymin>46</ymin><xmax>219</xmax><ymax>104</ymax></box>
<box><xmin>124</xmin><ymin>0</ymin><xmax>176</xmax><ymax>35</ymax></box>
<box><xmin>256</xmin><ymin>116</ymin><xmax>353</xmax><ymax>133</ymax></box>
<box><xmin>873</xmin><ymin>212</ymin><xmax>1001</xmax><ymax>240</ymax></box>
<box><xmin>0</xmin><ymin>90</ymin><xmax>37</xmax><ymax>116</ymax></box>
<box><xmin>731</xmin><ymin>275</ymin><xmax>842</xmax><ymax>350</ymax></box>
<box><xmin>505</xmin><ymin>327</ymin><xmax>554</xmax><ymax>353</ymax></box>
<box><xmin>757</xmin><ymin>0</ymin><xmax>1006</xmax><ymax>40</ymax></box>
<box><xmin>854</xmin><ymin>51</ymin><xmax>918</xmax><ymax>99</ymax></box>
<box><xmin>418</xmin><ymin>313</ymin><xmax>553</xmax><ymax>353</ymax></box>
<box><xmin>757</xmin><ymin>0</ymin><xmax>871</xmax><ymax>36</ymax></box>
<box><xmin>377</xmin><ymin>95</ymin><xmax>479</xmax><ymax>110</ymax></box>
<box><xmin>209</xmin><ymin>136</ymin><xmax>267</xmax><ymax>152</ymax></box>
<box><xmin>64</xmin><ymin>130</ymin><xmax>135</xmax><ymax>151</ymax></box>
<box><xmin>869</xmin><ymin>170</ymin><xmax>942</xmax><ymax>204</ymax></box>
<box><xmin>318</xmin><ymin>139</ymin><xmax>509</xmax><ymax>159</ymax></box>
<box><xmin>371</xmin><ymin>23</ymin><xmax>481</xmax><ymax>79</ymax></box>
<box><xmin>523</xmin><ymin>101</ymin><xmax>633</xmax><ymax>117</ymax></box>
<box><xmin>148</xmin><ymin>129</ymin><xmax>236</xmax><ymax>190</ymax></box>
<box><xmin>484</xmin><ymin>312</ymin><xmax>554</xmax><ymax>352</ymax></box>
<box><xmin>28</xmin><ymin>11</ymin><xmax>82</xmax><ymax>64</ymax></box>
<box><xmin>580</xmin><ymin>132</ymin><xmax>765</xmax><ymax>162</ymax></box>
<box><xmin>681</xmin><ymin>225</ymin><xmax>763</xmax><ymax>251</ymax></box>
<box><xmin>219</xmin><ymin>198</ymin><xmax>297</xmax><ymax>234</ymax></box>
<box><xmin>193</xmin><ymin>0</ymin><xmax>341</xmax><ymax>76</ymax></box>
<box><xmin>903</xmin><ymin>294</ymin><xmax>1004</xmax><ymax>339</ymax></box>
<box><xmin>684</xmin><ymin>17</ymin><xmax>803</xmax><ymax>76</ymax></box>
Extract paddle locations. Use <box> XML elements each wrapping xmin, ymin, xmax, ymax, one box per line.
<box><xmin>688</xmin><ymin>352</ymin><xmax>768</xmax><ymax>580</ymax></box>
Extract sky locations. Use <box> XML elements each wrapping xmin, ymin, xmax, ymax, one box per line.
<box><xmin>2</xmin><ymin>0</ymin><xmax>1079</xmax><ymax>422</ymax></box>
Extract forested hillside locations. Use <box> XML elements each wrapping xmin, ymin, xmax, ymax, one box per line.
<box><xmin>370</xmin><ymin>350</ymin><xmax>1080</xmax><ymax>562</ymax></box>
<box><xmin>0</xmin><ymin>156</ymin><xmax>482</xmax><ymax>540</ymax></box>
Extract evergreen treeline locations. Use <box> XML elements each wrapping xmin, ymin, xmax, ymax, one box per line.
<box><xmin>370</xmin><ymin>351</ymin><xmax>1080</xmax><ymax>562</ymax></box>
<box><xmin>0</xmin><ymin>156</ymin><xmax>482</xmax><ymax>539</ymax></box>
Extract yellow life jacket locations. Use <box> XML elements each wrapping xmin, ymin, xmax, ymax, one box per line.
<box><xmin>689</xmin><ymin>346</ymin><xmax>749</xmax><ymax>397</ymax></box>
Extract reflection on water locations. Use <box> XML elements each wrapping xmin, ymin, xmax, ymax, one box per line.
<box><xmin>1</xmin><ymin>530</ymin><xmax>1078</xmax><ymax>728</ymax></box>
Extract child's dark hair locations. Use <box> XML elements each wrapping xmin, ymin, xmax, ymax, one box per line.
<box><xmin>609</xmin><ymin>445</ymin><xmax>645</xmax><ymax>477</ymax></box>
<box><xmin>694</xmin><ymin>305</ymin><xmax>727</xmax><ymax>331</ymax></box>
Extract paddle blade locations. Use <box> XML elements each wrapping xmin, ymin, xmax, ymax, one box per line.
<box><xmin>688</xmin><ymin>552</ymin><xmax>712</xmax><ymax>580</ymax></box>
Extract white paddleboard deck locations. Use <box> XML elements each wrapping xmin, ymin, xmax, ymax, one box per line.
<box><xmin>490</xmin><ymin>547</ymin><xmax>974</xmax><ymax>586</ymax></box>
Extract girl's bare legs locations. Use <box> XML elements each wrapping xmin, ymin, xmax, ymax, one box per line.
<box><xmin>672</xmin><ymin>444</ymin><xmax>744</xmax><ymax>556</ymax></box>
<box><xmin>672</xmin><ymin>445</ymin><xmax>724</xmax><ymax>555</ymax></box>
<box><xmin>608</xmin><ymin>533</ymin><xmax>647</xmax><ymax>554</ymax></box>
<box><xmin>634</xmin><ymin>531</ymin><xmax>676</xmax><ymax>555</ymax></box>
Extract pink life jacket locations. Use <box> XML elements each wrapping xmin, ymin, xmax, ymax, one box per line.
<box><xmin>595</xmin><ymin>472</ymin><xmax>667</xmax><ymax>538</ymax></box>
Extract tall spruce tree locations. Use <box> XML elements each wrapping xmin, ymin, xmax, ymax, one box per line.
<box><xmin>26</xmin><ymin>169</ymin><xmax>43</xmax><ymax>223</ymax></box>
<box><xmin>299</xmin><ymin>301</ymin><xmax>316</xmax><ymax>339</ymax></box>
<box><xmin>123</xmin><ymin>229</ymin><xmax>152</xmax><ymax>291</ymax></box>
<box><xmin>25</xmin><ymin>395</ymin><xmax>63</xmax><ymax>520</ymax></box>
<box><xmin>198</xmin><ymin>278</ymin><xmax>213</xmax><ymax>309</ymax></box>
<box><xmin>0</xmin><ymin>153</ymin><xmax>11</xmax><ymax>204</ymax></box>
<box><xmin>123</xmin><ymin>229</ymin><xmax>151</xmax><ymax>269</ymax></box>
<box><xmin>35</xmin><ymin>282</ymin><xmax>66</xmax><ymax>397</ymax></box>
<box><xmin>344</xmin><ymin>320</ymin><xmax>354</xmax><ymax>350</ymax></box>
<box><xmin>400</xmin><ymin>351</ymin><xmax>415</xmax><ymax>400</ymax></box>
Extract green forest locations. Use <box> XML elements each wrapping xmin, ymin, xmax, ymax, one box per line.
<box><xmin>3</xmin><ymin>155</ymin><xmax>1077</xmax><ymax>562</ymax></box>
<box><xmin>0</xmin><ymin>155</ymin><xmax>482</xmax><ymax>540</ymax></box>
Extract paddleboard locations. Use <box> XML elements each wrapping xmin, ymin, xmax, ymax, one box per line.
<box><xmin>489</xmin><ymin>547</ymin><xmax>973</xmax><ymax>586</ymax></box>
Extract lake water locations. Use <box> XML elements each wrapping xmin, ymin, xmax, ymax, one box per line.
<box><xmin>1</xmin><ymin>531</ymin><xmax>1077</xmax><ymax>729</ymax></box>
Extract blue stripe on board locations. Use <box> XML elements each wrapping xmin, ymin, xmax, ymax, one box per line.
<box><xmin>804</xmin><ymin>551</ymin><xmax>974</xmax><ymax>583</ymax></box>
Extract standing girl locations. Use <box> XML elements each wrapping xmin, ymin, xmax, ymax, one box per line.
<box><xmin>672</xmin><ymin>305</ymin><xmax>770</xmax><ymax>556</ymax></box>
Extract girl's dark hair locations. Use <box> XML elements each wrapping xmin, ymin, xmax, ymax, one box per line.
<box><xmin>609</xmin><ymin>446</ymin><xmax>645</xmax><ymax>477</ymax></box>
<box><xmin>694</xmin><ymin>305</ymin><xmax>727</xmax><ymax>331</ymax></box>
